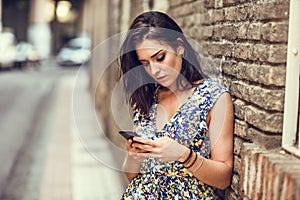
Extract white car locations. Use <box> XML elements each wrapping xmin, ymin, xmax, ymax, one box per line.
<box><xmin>15</xmin><ymin>42</ymin><xmax>40</xmax><ymax>67</ymax></box>
<box><xmin>57</xmin><ymin>36</ymin><xmax>91</xmax><ymax>66</ymax></box>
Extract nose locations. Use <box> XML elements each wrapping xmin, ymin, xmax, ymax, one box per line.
<box><xmin>149</xmin><ymin>62</ymin><xmax>161</xmax><ymax>76</ymax></box>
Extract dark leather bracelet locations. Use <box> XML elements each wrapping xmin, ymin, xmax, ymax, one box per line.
<box><xmin>186</xmin><ymin>152</ymin><xmax>198</xmax><ymax>169</ymax></box>
<box><xmin>179</xmin><ymin>148</ymin><xmax>192</xmax><ymax>165</ymax></box>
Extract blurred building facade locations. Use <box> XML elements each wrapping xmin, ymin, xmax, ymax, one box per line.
<box><xmin>85</xmin><ymin>0</ymin><xmax>300</xmax><ymax>199</ymax></box>
<box><xmin>28</xmin><ymin>0</ymin><xmax>51</xmax><ymax>59</ymax></box>
<box><xmin>0</xmin><ymin>0</ymin><xmax>86</xmax><ymax>58</ymax></box>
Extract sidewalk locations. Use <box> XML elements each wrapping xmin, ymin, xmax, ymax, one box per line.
<box><xmin>39</xmin><ymin>69</ymin><xmax>125</xmax><ymax>200</ymax></box>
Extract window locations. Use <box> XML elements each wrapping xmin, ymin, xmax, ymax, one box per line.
<box><xmin>282</xmin><ymin>0</ymin><xmax>300</xmax><ymax>157</ymax></box>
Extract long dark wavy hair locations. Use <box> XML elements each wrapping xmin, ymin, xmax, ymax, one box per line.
<box><xmin>119</xmin><ymin>11</ymin><xmax>206</xmax><ymax>115</ymax></box>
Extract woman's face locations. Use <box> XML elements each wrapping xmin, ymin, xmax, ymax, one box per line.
<box><xmin>135</xmin><ymin>39</ymin><xmax>183</xmax><ymax>90</ymax></box>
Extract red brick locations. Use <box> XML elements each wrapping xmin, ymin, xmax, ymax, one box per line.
<box><xmin>261</xmin><ymin>154</ymin><xmax>269</xmax><ymax>200</ymax></box>
<box><xmin>272</xmin><ymin>163</ymin><xmax>287</xmax><ymax>200</ymax></box>
<box><xmin>240</xmin><ymin>143</ymin><xmax>268</xmax><ymax>198</ymax></box>
<box><xmin>266</xmin><ymin>158</ymin><xmax>276</xmax><ymax>200</ymax></box>
<box><xmin>297</xmin><ymin>184</ymin><xmax>300</xmax><ymax>200</ymax></box>
<box><xmin>240</xmin><ymin>143</ymin><xmax>254</xmax><ymax>197</ymax></box>
<box><xmin>261</xmin><ymin>154</ymin><xmax>287</xmax><ymax>200</ymax></box>
<box><xmin>254</xmin><ymin>153</ymin><xmax>265</xmax><ymax>200</ymax></box>
<box><xmin>240</xmin><ymin>150</ymin><xmax>250</xmax><ymax>196</ymax></box>
<box><xmin>263</xmin><ymin>156</ymin><xmax>300</xmax><ymax>200</ymax></box>
<box><xmin>248</xmin><ymin>151</ymin><xmax>260</xmax><ymax>198</ymax></box>
<box><xmin>280</xmin><ymin>172</ymin><xmax>300</xmax><ymax>200</ymax></box>
<box><xmin>272</xmin><ymin>160</ymin><xmax>300</xmax><ymax>199</ymax></box>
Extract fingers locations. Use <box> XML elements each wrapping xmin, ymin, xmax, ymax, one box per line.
<box><xmin>127</xmin><ymin>136</ymin><xmax>182</xmax><ymax>162</ymax></box>
<box><xmin>133</xmin><ymin>137</ymin><xmax>157</xmax><ymax>146</ymax></box>
<box><xmin>130</xmin><ymin>144</ymin><xmax>161</xmax><ymax>160</ymax></box>
<box><xmin>132</xmin><ymin>142</ymin><xmax>154</xmax><ymax>152</ymax></box>
<box><xmin>125</xmin><ymin>139</ymin><xmax>133</xmax><ymax>150</ymax></box>
<box><xmin>126</xmin><ymin>139</ymin><xmax>142</xmax><ymax>153</ymax></box>
<box><xmin>128</xmin><ymin>140</ymin><xmax>159</xmax><ymax>159</ymax></box>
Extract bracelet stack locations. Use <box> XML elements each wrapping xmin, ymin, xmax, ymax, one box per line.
<box><xmin>179</xmin><ymin>148</ymin><xmax>192</xmax><ymax>165</ymax></box>
<box><xmin>179</xmin><ymin>148</ymin><xmax>205</xmax><ymax>173</ymax></box>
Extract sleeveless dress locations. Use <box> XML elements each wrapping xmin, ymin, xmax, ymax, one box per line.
<box><xmin>121</xmin><ymin>79</ymin><xmax>229</xmax><ymax>200</ymax></box>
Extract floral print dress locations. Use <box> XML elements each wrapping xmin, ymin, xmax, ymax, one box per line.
<box><xmin>121</xmin><ymin>79</ymin><xmax>229</xmax><ymax>200</ymax></box>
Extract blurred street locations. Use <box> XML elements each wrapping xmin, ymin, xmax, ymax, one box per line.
<box><xmin>0</xmin><ymin>61</ymin><xmax>125</xmax><ymax>200</ymax></box>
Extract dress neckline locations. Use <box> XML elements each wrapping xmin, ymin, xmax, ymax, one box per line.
<box><xmin>154</xmin><ymin>83</ymin><xmax>201</xmax><ymax>132</ymax></box>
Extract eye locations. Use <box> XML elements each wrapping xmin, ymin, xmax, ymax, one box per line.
<box><xmin>142</xmin><ymin>62</ymin><xmax>150</xmax><ymax>67</ymax></box>
<box><xmin>156</xmin><ymin>54</ymin><xmax>165</xmax><ymax>62</ymax></box>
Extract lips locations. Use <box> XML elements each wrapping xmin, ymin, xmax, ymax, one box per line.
<box><xmin>156</xmin><ymin>75</ymin><xmax>167</xmax><ymax>82</ymax></box>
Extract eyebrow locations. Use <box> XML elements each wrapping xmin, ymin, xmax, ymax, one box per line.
<box><xmin>139</xmin><ymin>49</ymin><xmax>164</xmax><ymax>62</ymax></box>
<box><xmin>150</xmin><ymin>49</ymin><xmax>164</xmax><ymax>58</ymax></box>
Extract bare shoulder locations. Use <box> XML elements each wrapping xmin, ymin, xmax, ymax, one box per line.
<box><xmin>206</xmin><ymin>92</ymin><xmax>233</xmax><ymax>125</ymax></box>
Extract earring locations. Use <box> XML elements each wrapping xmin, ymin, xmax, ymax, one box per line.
<box><xmin>178</xmin><ymin>48</ymin><xmax>184</xmax><ymax>56</ymax></box>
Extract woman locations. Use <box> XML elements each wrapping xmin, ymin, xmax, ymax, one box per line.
<box><xmin>119</xmin><ymin>11</ymin><xmax>234</xmax><ymax>199</ymax></box>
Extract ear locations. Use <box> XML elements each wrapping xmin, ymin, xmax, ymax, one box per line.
<box><xmin>176</xmin><ymin>38</ymin><xmax>185</xmax><ymax>55</ymax></box>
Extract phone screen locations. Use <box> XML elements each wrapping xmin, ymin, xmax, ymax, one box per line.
<box><xmin>119</xmin><ymin>131</ymin><xmax>139</xmax><ymax>140</ymax></box>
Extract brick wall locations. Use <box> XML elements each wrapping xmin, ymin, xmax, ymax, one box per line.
<box><xmin>241</xmin><ymin>143</ymin><xmax>300</xmax><ymax>200</ymax></box>
<box><xmin>88</xmin><ymin>0</ymin><xmax>300</xmax><ymax>199</ymax></box>
<box><xmin>168</xmin><ymin>0</ymin><xmax>300</xmax><ymax>199</ymax></box>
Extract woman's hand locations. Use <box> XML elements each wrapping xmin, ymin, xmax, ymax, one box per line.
<box><xmin>132</xmin><ymin>136</ymin><xmax>188</xmax><ymax>162</ymax></box>
<box><xmin>122</xmin><ymin>138</ymin><xmax>148</xmax><ymax>176</ymax></box>
<box><xmin>125</xmin><ymin>138</ymin><xmax>149</xmax><ymax>163</ymax></box>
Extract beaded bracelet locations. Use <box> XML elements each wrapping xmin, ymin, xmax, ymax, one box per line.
<box><xmin>186</xmin><ymin>152</ymin><xmax>197</xmax><ymax>169</ymax></box>
<box><xmin>179</xmin><ymin>148</ymin><xmax>192</xmax><ymax>165</ymax></box>
<box><xmin>191</xmin><ymin>156</ymin><xmax>205</xmax><ymax>173</ymax></box>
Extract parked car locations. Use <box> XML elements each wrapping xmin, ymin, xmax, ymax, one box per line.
<box><xmin>0</xmin><ymin>32</ymin><xmax>17</xmax><ymax>70</ymax></box>
<box><xmin>15</xmin><ymin>42</ymin><xmax>40</xmax><ymax>69</ymax></box>
<box><xmin>56</xmin><ymin>36</ymin><xmax>91</xmax><ymax>66</ymax></box>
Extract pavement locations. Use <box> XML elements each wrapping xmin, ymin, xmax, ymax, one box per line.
<box><xmin>38</xmin><ymin>67</ymin><xmax>126</xmax><ymax>200</ymax></box>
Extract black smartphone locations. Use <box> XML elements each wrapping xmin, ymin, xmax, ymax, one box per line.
<box><xmin>119</xmin><ymin>131</ymin><xmax>139</xmax><ymax>140</ymax></box>
<box><xmin>119</xmin><ymin>131</ymin><xmax>146</xmax><ymax>146</ymax></box>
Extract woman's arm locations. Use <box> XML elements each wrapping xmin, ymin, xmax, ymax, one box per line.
<box><xmin>181</xmin><ymin>92</ymin><xmax>234</xmax><ymax>189</ymax></box>
<box><xmin>122</xmin><ymin>139</ymin><xmax>146</xmax><ymax>182</ymax></box>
